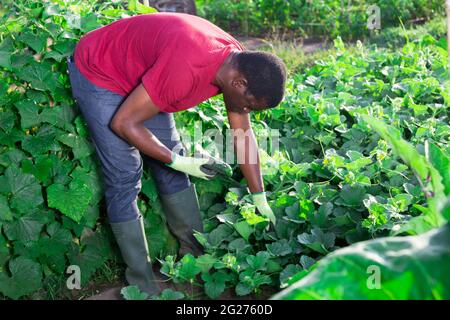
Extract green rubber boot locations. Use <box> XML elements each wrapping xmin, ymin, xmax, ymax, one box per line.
<box><xmin>110</xmin><ymin>216</ymin><xmax>161</xmax><ymax>297</ymax></box>
<box><xmin>160</xmin><ymin>183</ymin><xmax>204</xmax><ymax>258</ymax></box>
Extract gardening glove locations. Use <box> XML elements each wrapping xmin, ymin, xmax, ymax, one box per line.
<box><xmin>252</xmin><ymin>191</ymin><xmax>276</xmax><ymax>227</ymax></box>
<box><xmin>166</xmin><ymin>152</ymin><xmax>215</xmax><ymax>180</ymax></box>
<box><xmin>166</xmin><ymin>152</ymin><xmax>232</xmax><ymax>180</ymax></box>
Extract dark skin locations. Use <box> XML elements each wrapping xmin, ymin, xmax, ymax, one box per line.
<box><xmin>110</xmin><ymin>50</ymin><xmax>266</xmax><ymax>193</ymax></box>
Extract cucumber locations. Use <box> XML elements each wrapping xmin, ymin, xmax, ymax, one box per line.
<box><xmin>200</xmin><ymin>161</ymin><xmax>233</xmax><ymax>177</ymax></box>
<box><xmin>195</xmin><ymin>151</ymin><xmax>233</xmax><ymax>177</ymax></box>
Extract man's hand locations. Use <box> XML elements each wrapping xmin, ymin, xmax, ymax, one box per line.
<box><xmin>252</xmin><ymin>192</ymin><xmax>276</xmax><ymax>226</ymax></box>
<box><xmin>166</xmin><ymin>152</ymin><xmax>223</xmax><ymax>180</ymax></box>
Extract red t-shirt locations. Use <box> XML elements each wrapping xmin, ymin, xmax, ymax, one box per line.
<box><xmin>74</xmin><ymin>12</ymin><xmax>245</xmax><ymax>112</ymax></box>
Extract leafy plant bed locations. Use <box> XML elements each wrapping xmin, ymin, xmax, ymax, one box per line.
<box><xmin>0</xmin><ymin>0</ymin><xmax>448</xmax><ymax>300</ymax></box>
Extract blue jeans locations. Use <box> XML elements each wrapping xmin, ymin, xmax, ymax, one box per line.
<box><xmin>66</xmin><ymin>56</ymin><xmax>190</xmax><ymax>223</ymax></box>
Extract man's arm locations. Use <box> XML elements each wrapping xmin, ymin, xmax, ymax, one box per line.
<box><xmin>110</xmin><ymin>83</ymin><xmax>172</xmax><ymax>164</ymax></box>
<box><xmin>227</xmin><ymin>110</ymin><xmax>264</xmax><ymax>193</ymax></box>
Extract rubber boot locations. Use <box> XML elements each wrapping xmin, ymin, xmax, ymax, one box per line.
<box><xmin>159</xmin><ymin>184</ymin><xmax>204</xmax><ymax>258</ymax></box>
<box><xmin>110</xmin><ymin>216</ymin><xmax>161</xmax><ymax>297</ymax></box>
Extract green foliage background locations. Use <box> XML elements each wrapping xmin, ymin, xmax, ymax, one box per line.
<box><xmin>196</xmin><ymin>0</ymin><xmax>446</xmax><ymax>39</ymax></box>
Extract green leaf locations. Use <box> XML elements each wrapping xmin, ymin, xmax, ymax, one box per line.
<box><xmin>274</xmin><ymin>225</ymin><xmax>450</xmax><ymax>300</ymax></box>
<box><xmin>202</xmin><ymin>271</ymin><xmax>230</xmax><ymax>299</ymax></box>
<box><xmin>121</xmin><ymin>285</ymin><xmax>148</xmax><ymax>300</ymax></box>
<box><xmin>266</xmin><ymin>239</ymin><xmax>293</xmax><ymax>256</ymax></box>
<box><xmin>299</xmin><ymin>255</ymin><xmax>316</xmax><ymax>270</ymax></box>
<box><xmin>128</xmin><ymin>0</ymin><xmax>158</xmax><ymax>14</ymax></box>
<box><xmin>67</xmin><ymin>229</ymin><xmax>110</xmax><ymax>285</ymax></box>
<box><xmin>235</xmin><ymin>282</ymin><xmax>252</xmax><ymax>296</ymax></box>
<box><xmin>22</xmin><ymin>125</ymin><xmax>61</xmax><ymax>155</ymax></box>
<box><xmin>26</xmin><ymin>156</ymin><xmax>53</xmax><ymax>184</ymax></box>
<box><xmin>0</xmin><ymin>149</ymin><xmax>26</xmax><ymax>168</ymax></box>
<box><xmin>240</xmin><ymin>203</ymin><xmax>267</xmax><ymax>225</ymax></box>
<box><xmin>0</xmin><ymin>195</ymin><xmax>13</xmax><ymax>221</ymax></box>
<box><xmin>3</xmin><ymin>212</ymin><xmax>46</xmax><ymax>242</ymax></box>
<box><xmin>195</xmin><ymin>254</ymin><xmax>217</xmax><ymax>273</ymax></box>
<box><xmin>0</xmin><ymin>256</ymin><xmax>43</xmax><ymax>299</ymax></box>
<box><xmin>339</xmin><ymin>184</ymin><xmax>366</xmax><ymax>206</ymax></box>
<box><xmin>47</xmin><ymin>178</ymin><xmax>93</xmax><ymax>223</ymax></box>
<box><xmin>153</xmin><ymin>288</ymin><xmax>185</xmax><ymax>300</ymax></box>
<box><xmin>141</xmin><ymin>176</ymin><xmax>158</xmax><ymax>203</ymax></box>
<box><xmin>246</xmin><ymin>252</ymin><xmax>270</xmax><ymax>271</ymax></box>
<box><xmin>228</xmin><ymin>238</ymin><xmax>251</xmax><ymax>252</ymax></box>
<box><xmin>57</xmin><ymin>133</ymin><xmax>94</xmax><ymax>159</ymax></box>
<box><xmin>0</xmin><ymin>128</ymin><xmax>26</xmax><ymax>148</ymax></box>
<box><xmin>0</xmin><ymin>233</ymin><xmax>9</xmax><ymax>266</ymax></box>
<box><xmin>0</xmin><ymin>164</ymin><xmax>43</xmax><ymax>214</ymax></box>
<box><xmin>16</xmin><ymin>62</ymin><xmax>56</xmax><ymax>92</ymax></box>
<box><xmin>0</xmin><ymin>37</ymin><xmax>14</xmax><ymax>69</ymax></box>
<box><xmin>15</xmin><ymin>99</ymin><xmax>41</xmax><ymax>130</ymax></box>
<box><xmin>80</xmin><ymin>13</ymin><xmax>101</xmax><ymax>33</ymax></box>
<box><xmin>17</xmin><ymin>32</ymin><xmax>47</xmax><ymax>53</ymax></box>
<box><xmin>178</xmin><ymin>254</ymin><xmax>201</xmax><ymax>282</ymax></box>
<box><xmin>207</xmin><ymin>224</ymin><xmax>234</xmax><ymax>247</ymax></box>
<box><xmin>39</xmin><ymin>104</ymin><xmax>76</xmax><ymax>131</ymax></box>
<box><xmin>0</xmin><ymin>110</ymin><xmax>16</xmax><ymax>133</ymax></box>
<box><xmin>297</xmin><ymin>229</ymin><xmax>335</xmax><ymax>254</ymax></box>
<box><xmin>427</xmin><ymin>142</ymin><xmax>450</xmax><ymax>196</ymax></box>
<box><xmin>70</xmin><ymin>166</ymin><xmax>103</xmax><ymax>204</ymax></box>
<box><xmin>280</xmin><ymin>264</ymin><xmax>302</xmax><ymax>287</ymax></box>
<box><xmin>234</xmin><ymin>221</ymin><xmax>253</xmax><ymax>241</ymax></box>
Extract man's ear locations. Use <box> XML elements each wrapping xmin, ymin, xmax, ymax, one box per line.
<box><xmin>232</xmin><ymin>77</ymin><xmax>248</xmax><ymax>90</ymax></box>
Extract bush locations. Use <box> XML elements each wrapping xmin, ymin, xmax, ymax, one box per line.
<box><xmin>196</xmin><ymin>0</ymin><xmax>446</xmax><ymax>40</ymax></box>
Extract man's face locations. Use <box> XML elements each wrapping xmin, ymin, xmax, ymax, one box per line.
<box><xmin>222</xmin><ymin>77</ymin><xmax>267</xmax><ymax>114</ymax></box>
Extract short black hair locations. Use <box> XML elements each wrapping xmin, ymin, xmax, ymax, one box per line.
<box><xmin>234</xmin><ymin>51</ymin><xmax>287</xmax><ymax>109</ymax></box>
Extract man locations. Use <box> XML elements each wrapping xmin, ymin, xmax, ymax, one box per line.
<box><xmin>67</xmin><ymin>12</ymin><xmax>286</xmax><ymax>297</ymax></box>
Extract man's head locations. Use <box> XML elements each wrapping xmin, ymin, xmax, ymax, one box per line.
<box><xmin>215</xmin><ymin>51</ymin><xmax>287</xmax><ymax>114</ymax></box>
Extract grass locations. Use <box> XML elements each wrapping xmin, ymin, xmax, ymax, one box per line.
<box><xmin>370</xmin><ymin>16</ymin><xmax>447</xmax><ymax>48</ymax></box>
<box><xmin>258</xmin><ymin>16</ymin><xmax>447</xmax><ymax>76</ymax></box>
<box><xmin>24</xmin><ymin>259</ymin><xmax>125</xmax><ymax>300</ymax></box>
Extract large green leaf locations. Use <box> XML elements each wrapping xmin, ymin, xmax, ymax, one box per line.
<box><xmin>47</xmin><ymin>178</ymin><xmax>93</xmax><ymax>223</ymax></box>
<box><xmin>17</xmin><ymin>32</ymin><xmax>47</xmax><ymax>53</ymax></box>
<box><xmin>40</xmin><ymin>104</ymin><xmax>76</xmax><ymax>131</ymax></box>
<box><xmin>273</xmin><ymin>225</ymin><xmax>450</xmax><ymax>300</ymax></box>
<box><xmin>16</xmin><ymin>62</ymin><xmax>56</xmax><ymax>92</ymax></box>
<box><xmin>15</xmin><ymin>99</ymin><xmax>41</xmax><ymax>130</ymax></box>
<box><xmin>22</xmin><ymin>125</ymin><xmax>62</xmax><ymax>155</ymax></box>
<box><xmin>0</xmin><ymin>128</ymin><xmax>26</xmax><ymax>148</ymax></box>
<box><xmin>70</xmin><ymin>165</ymin><xmax>103</xmax><ymax>204</ymax></box>
<box><xmin>0</xmin><ymin>110</ymin><xmax>16</xmax><ymax>133</ymax></box>
<box><xmin>57</xmin><ymin>133</ymin><xmax>94</xmax><ymax>159</ymax></box>
<box><xmin>178</xmin><ymin>254</ymin><xmax>202</xmax><ymax>282</ymax></box>
<box><xmin>120</xmin><ymin>285</ymin><xmax>148</xmax><ymax>300</ymax></box>
<box><xmin>0</xmin><ymin>164</ymin><xmax>43</xmax><ymax>214</ymax></box>
<box><xmin>67</xmin><ymin>228</ymin><xmax>112</xmax><ymax>285</ymax></box>
<box><xmin>202</xmin><ymin>271</ymin><xmax>231</xmax><ymax>299</ymax></box>
<box><xmin>0</xmin><ymin>256</ymin><xmax>43</xmax><ymax>299</ymax></box>
<box><xmin>0</xmin><ymin>37</ymin><xmax>14</xmax><ymax>69</ymax></box>
<box><xmin>3</xmin><ymin>211</ymin><xmax>47</xmax><ymax>242</ymax></box>
<box><xmin>0</xmin><ymin>149</ymin><xmax>26</xmax><ymax>168</ymax></box>
<box><xmin>0</xmin><ymin>195</ymin><xmax>13</xmax><ymax>222</ymax></box>
<box><xmin>234</xmin><ymin>221</ymin><xmax>253</xmax><ymax>241</ymax></box>
<box><xmin>266</xmin><ymin>239</ymin><xmax>293</xmax><ymax>257</ymax></box>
